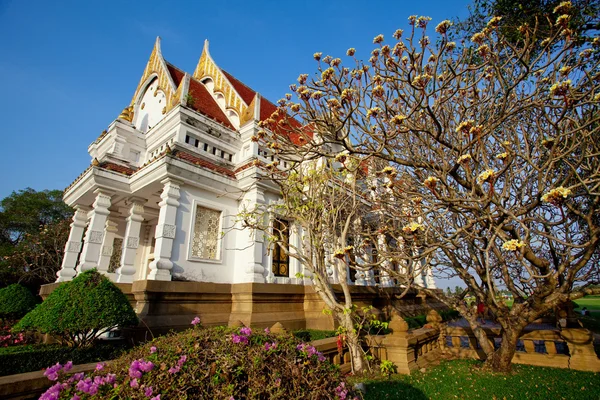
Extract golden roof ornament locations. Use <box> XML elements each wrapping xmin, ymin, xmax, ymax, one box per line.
<box><xmin>118</xmin><ymin>105</ymin><xmax>134</xmax><ymax>122</ymax></box>
<box><xmin>92</xmin><ymin>158</ymin><xmax>100</xmax><ymax>167</ymax></box>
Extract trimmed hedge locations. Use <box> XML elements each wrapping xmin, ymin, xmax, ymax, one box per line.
<box><xmin>0</xmin><ymin>342</ymin><xmax>130</xmax><ymax>377</ymax></box>
<box><xmin>0</xmin><ymin>284</ymin><xmax>38</xmax><ymax>319</ymax></box>
<box><xmin>14</xmin><ymin>270</ymin><xmax>138</xmax><ymax>347</ymax></box>
<box><xmin>292</xmin><ymin>329</ymin><xmax>337</xmax><ymax>341</ymax></box>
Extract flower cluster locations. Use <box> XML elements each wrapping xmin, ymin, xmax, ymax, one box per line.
<box><xmin>496</xmin><ymin>152</ymin><xmax>508</xmax><ymax>160</ymax></box>
<box><xmin>335</xmin><ymin>382</ymin><xmax>349</xmax><ymax>400</ymax></box>
<box><xmin>457</xmin><ymin>154</ymin><xmax>472</xmax><ymax>164</ymax></box>
<box><xmin>232</xmin><ymin>326</ymin><xmax>253</xmax><ymax>345</ymax></box>
<box><xmin>549</xmin><ymin>80</ymin><xmax>571</xmax><ymax>96</ymax></box>
<box><xmin>477</xmin><ymin>169</ymin><xmax>496</xmax><ymax>184</ymax></box>
<box><xmin>40</xmin><ymin>361</ymin><xmax>119</xmax><ymax>400</ymax></box>
<box><xmin>264</xmin><ymin>341</ymin><xmax>278</xmax><ymax>351</ymax></box>
<box><xmin>423</xmin><ymin>176</ymin><xmax>439</xmax><ymax>190</ymax></box>
<box><xmin>402</xmin><ymin>222</ymin><xmax>423</xmax><ymax>233</ymax></box>
<box><xmin>191</xmin><ymin>316</ymin><xmax>201</xmax><ymax>326</ymax></box>
<box><xmin>296</xmin><ymin>343</ymin><xmax>326</xmax><ymax>362</ymax></box>
<box><xmin>44</xmin><ymin>361</ymin><xmax>72</xmax><ymax>381</ymax></box>
<box><xmin>168</xmin><ymin>355</ymin><xmax>188</xmax><ymax>374</ymax></box>
<box><xmin>128</xmin><ymin>359</ymin><xmax>154</xmax><ymax>380</ymax></box>
<box><xmin>502</xmin><ymin>240</ymin><xmax>525</xmax><ymax>251</ymax></box>
<box><xmin>435</xmin><ymin>20</ymin><xmax>452</xmax><ymax>34</ymax></box>
<box><xmin>541</xmin><ymin>186</ymin><xmax>572</xmax><ymax>205</ymax></box>
<box><xmin>455</xmin><ymin>119</ymin><xmax>475</xmax><ymax>134</ymax></box>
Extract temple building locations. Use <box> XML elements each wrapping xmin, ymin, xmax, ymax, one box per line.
<box><xmin>51</xmin><ymin>38</ymin><xmax>438</xmax><ymax>331</ymax></box>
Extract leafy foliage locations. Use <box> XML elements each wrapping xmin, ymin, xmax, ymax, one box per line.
<box><xmin>41</xmin><ymin>326</ymin><xmax>358</xmax><ymax>400</ymax></box>
<box><xmin>293</xmin><ymin>329</ymin><xmax>337</xmax><ymax>341</ymax></box>
<box><xmin>0</xmin><ymin>188</ymin><xmax>73</xmax><ymax>288</ymax></box>
<box><xmin>0</xmin><ymin>284</ymin><xmax>38</xmax><ymax>319</ymax></box>
<box><xmin>0</xmin><ymin>342</ymin><xmax>129</xmax><ymax>377</ymax></box>
<box><xmin>13</xmin><ymin>270</ymin><xmax>138</xmax><ymax>347</ymax></box>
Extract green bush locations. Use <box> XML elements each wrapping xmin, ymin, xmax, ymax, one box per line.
<box><xmin>292</xmin><ymin>329</ymin><xmax>337</xmax><ymax>341</ymax></box>
<box><xmin>0</xmin><ymin>284</ymin><xmax>38</xmax><ymax>319</ymax></box>
<box><xmin>13</xmin><ymin>270</ymin><xmax>138</xmax><ymax>347</ymax></box>
<box><xmin>0</xmin><ymin>342</ymin><xmax>130</xmax><ymax>376</ymax></box>
<box><xmin>42</xmin><ymin>326</ymin><xmax>358</xmax><ymax>399</ymax></box>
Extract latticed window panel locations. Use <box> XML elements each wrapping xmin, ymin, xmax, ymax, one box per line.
<box><xmin>191</xmin><ymin>206</ymin><xmax>221</xmax><ymax>260</ymax></box>
<box><xmin>272</xmin><ymin>218</ymin><xmax>290</xmax><ymax>277</ymax></box>
<box><xmin>108</xmin><ymin>238</ymin><xmax>123</xmax><ymax>273</ymax></box>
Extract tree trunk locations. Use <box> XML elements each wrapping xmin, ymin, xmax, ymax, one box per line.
<box><xmin>484</xmin><ymin>327</ymin><xmax>522</xmax><ymax>372</ymax></box>
<box><xmin>340</xmin><ymin>312</ymin><xmax>364</xmax><ymax>373</ymax></box>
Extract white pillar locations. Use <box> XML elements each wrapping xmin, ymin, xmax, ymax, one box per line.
<box><xmin>241</xmin><ymin>187</ymin><xmax>266</xmax><ymax>283</ymax></box>
<box><xmin>117</xmin><ymin>200</ymin><xmax>145</xmax><ymax>283</ymax></box>
<box><xmin>148</xmin><ymin>179</ymin><xmax>181</xmax><ymax>281</ymax></box>
<box><xmin>377</xmin><ymin>234</ymin><xmax>393</xmax><ymax>287</ymax></box>
<box><xmin>425</xmin><ymin>267</ymin><xmax>437</xmax><ymax>289</ymax></box>
<box><xmin>77</xmin><ymin>190</ymin><xmax>112</xmax><ymax>274</ymax></box>
<box><xmin>97</xmin><ymin>218</ymin><xmax>119</xmax><ymax>281</ymax></box>
<box><xmin>56</xmin><ymin>206</ymin><xmax>89</xmax><ymax>282</ymax></box>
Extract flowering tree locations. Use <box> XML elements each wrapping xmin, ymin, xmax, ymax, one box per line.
<box><xmin>240</xmin><ymin>157</ymin><xmax>377</xmax><ymax>373</ymax></box>
<box><xmin>260</xmin><ymin>1</ymin><xmax>600</xmax><ymax>372</ymax></box>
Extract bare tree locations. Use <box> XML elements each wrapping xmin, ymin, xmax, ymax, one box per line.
<box><xmin>260</xmin><ymin>3</ymin><xmax>600</xmax><ymax>372</ymax></box>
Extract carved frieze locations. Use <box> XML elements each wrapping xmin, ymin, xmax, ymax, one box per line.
<box><xmin>126</xmin><ymin>237</ymin><xmax>139</xmax><ymax>249</ymax></box>
<box><xmin>67</xmin><ymin>241</ymin><xmax>82</xmax><ymax>253</ymax></box>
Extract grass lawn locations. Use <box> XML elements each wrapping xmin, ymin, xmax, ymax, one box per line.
<box><xmin>574</xmin><ymin>295</ymin><xmax>600</xmax><ymax>334</ymax></box>
<box><xmin>358</xmin><ymin>359</ymin><xmax>600</xmax><ymax>400</ymax></box>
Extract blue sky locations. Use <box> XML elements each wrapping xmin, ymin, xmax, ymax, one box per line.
<box><xmin>0</xmin><ymin>0</ymin><xmax>473</xmax><ymax>289</ymax></box>
<box><xmin>0</xmin><ymin>0</ymin><xmax>472</xmax><ymax>201</ymax></box>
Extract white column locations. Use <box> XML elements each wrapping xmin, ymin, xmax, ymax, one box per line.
<box><xmin>377</xmin><ymin>234</ymin><xmax>393</xmax><ymax>287</ymax></box>
<box><xmin>77</xmin><ymin>190</ymin><xmax>112</xmax><ymax>274</ymax></box>
<box><xmin>241</xmin><ymin>187</ymin><xmax>266</xmax><ymax>283</ymax></box>
<box><xmin>116</xmin><ymin>200</ymin><xmax>145</xmax><ymax>283</ymax></box>
<box><xmin>148</xmin><ymin>179</ymin><xmax>181</xmax><ymax>281</ymax></box>
<box><xmin>425</xmin><ymin>267</ymin><xmax>437</xmax><ymax>289</ymax></box>
<box><xmin>97</xmin><ymin>218</ymin><xmax>119</xmax><ymax>281</ymax></box>
<box><xmin>56</xmin><ymin>206</ymin><xmax>90</xmax><ymax>282</ymax></box>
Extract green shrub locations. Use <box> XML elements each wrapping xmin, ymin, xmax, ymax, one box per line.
<box><xmin>440</xmin><ymin>309</ymin><xmax>460</xmax><ymax>321</ymax></box>
<box><xmin>292</xmin><ymin>329</ymin><xmax>337</xmax><ymax>341</ymax></box>
<box><xmin>13</xmin><ymin>270</ymin><xmax>138</xmax><ymax>347</ymax></box>
<box><xmin>0</xmin><ymin>284</ymin><xmax>38</xmax><ymax>319</ymax></box>
<box><xmin>0</xmin><ymin>342</ymin><xmax>130</xmax><ymax>376</ymax></box>
<box><xmin>405</xmin><ymin>315</ymin><xmax>427</xmax><ymax>329</ymax></box>
<box><xmin>41</xmin><ymin>326</ymin><xmax>358</xmax><ymax>399</ymax></box>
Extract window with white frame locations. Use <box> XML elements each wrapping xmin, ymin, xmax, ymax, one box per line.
<box><xmin>191</xmin><ymin>205</ymin><xmax>221</xmax><ymax>260</ymax></box>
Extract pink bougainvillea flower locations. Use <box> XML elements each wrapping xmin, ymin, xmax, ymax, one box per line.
<box><xmin>191</xmin><ymin>316</ymin><xmax>201</xmax><ymax>326</ymax></box>
<box><xmin>150</xmin><ymin>346</ymin><xmax>157</xmax><ymax>354</ymax></box>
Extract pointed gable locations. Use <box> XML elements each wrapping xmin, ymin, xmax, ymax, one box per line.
<box><xmin>192</xmin><ymin>40</ymin><xmax>249</xmax><ymax>120</ymax></box>
<box><xmin>130</xmin><ymin>37</ymin><xmax>179</xmax><ymax>116</ymax></box>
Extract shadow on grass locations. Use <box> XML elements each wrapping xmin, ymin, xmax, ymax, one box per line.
<box><xmin>364</xmin><ymin>380</ymin><xmax>428</xmax><ymax>400</ymax></box>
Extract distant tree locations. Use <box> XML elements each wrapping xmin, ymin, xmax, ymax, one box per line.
<box><xmin>0</xmin><ymin>189</ymin><xmax>72</xmax><ymax>288</ymax></box>
<box><xmin>445</xmin><ymin>287</ymin><xmax>453</xmax><ymax>297</ymax></box>
<box><xmin>453</xmin><ymin>0</ymin><xmax>599</xmax><ymax>48</ymax></box>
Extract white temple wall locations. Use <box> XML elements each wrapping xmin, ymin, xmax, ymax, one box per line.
<box><xmin>169</xmin><ymin>185</ymin><xmax>239</xmax><ymax>283</ymax></box>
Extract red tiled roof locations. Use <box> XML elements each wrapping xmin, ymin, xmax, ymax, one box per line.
<box><xmin>187</xmin><ymin>78</ymin><xmax>235</xmax><ymax>129</ymax></box>
<box><xmin>166</xmin><ymin>62</ymin><xmax>185</xmax><ymax>87</ymax></box>
<box><xmin>99</xmin><ymin>162</ymin><xmax>137</xmax><ymax>175</ymax></box>
<box><xmin>221</xmin><ymin>70</ymin><xmax>256</xmax><ymax>105</ymax></box>
<box><xmin>222</xmin><ymin>69</ymin><xmax>311</xmax><ymax>145</ymax></box>
<box><xmin>174</xmin><ymin>151</ymin><xmax>236</xmax><ymax>179</ymax></box>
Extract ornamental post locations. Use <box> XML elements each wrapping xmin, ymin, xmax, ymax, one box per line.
<box><xmin>56</xmin><ymin>206</ymin><xmax>89</xmax><ymax>282</ymax></box>
<box><xmin>116</xmin><ymin>199</ymin><xmax>145</xmax><ymax>283</ymax></box>
<box><xmin>148</xmin><ymin>179</ymin><xmax>181</xmax><ymax>281</ymax></box>
<box><xmin>76</xmin><ymin>190</ymin><xmax>113</xmax><ymax>274</ymax></box>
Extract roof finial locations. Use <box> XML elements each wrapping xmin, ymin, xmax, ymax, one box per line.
<box><xmin>118</xmin><ymin>106</ymin><xmax>133</xmax><ymax>122</ymax></box>
<box><xmin>155</xmin><ymin>36</ymin><xmax>162</xmax><ymax>55</ymax></box>
<box><xmin>203</xmin><ymin>39</ymin><xmax>210</xmax><ymax>55</ymax></box>
<box><xmin>254</xmin><ymin>93</ymin><xmax>261</xmax><ymax>121</ymax></box>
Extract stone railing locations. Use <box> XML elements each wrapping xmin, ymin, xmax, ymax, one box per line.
<box><xmin>304</xmin><ymin>311</ymin><xmax>600</xmax><ymax>375</ymax></box>
<box><xmin>444</xmin><ymin>325</ymin><xmax>600</xmax><ymax>372</ymax></box>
